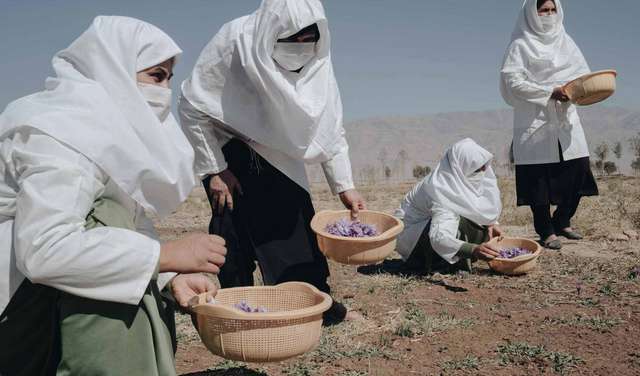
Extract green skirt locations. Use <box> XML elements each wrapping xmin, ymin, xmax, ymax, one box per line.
<box><xmin>404</xmin><ymin>217</ymin><xmax>489</xmax><ymax>274</ymax></box>
<box><xmin>0</xmin><ymin>199</ymin><xmax>177</xmax><ymax>376</ymax></box>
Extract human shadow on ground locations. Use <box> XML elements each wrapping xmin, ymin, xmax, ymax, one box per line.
<box><xmin>357</xmin><ymin>259</ymin><xmax>470</xmax><ymax>293</ymax></box>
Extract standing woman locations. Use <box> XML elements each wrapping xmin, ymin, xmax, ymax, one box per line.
<box><xmin>500</xmin><ymin>0</ymin><xmax>598</xmax><ymax>249</ymax></box>
<box><xmin>0</xmin><ymin>16</ymin><xmax>225</xmax><ymax>375</ymax></box>
<box><xmin>179</xmin><ymin>0</ymin><xmax>365</xmax><ymax>322</ymax></box>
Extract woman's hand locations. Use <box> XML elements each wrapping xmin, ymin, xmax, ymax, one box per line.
<box><xmin>339</xmin><ymin>189</ymin><xmax>367</xmax><ymax>219</ymax></box>
<box><xmin>208</xmin><ymin>169</ymin><xmax>243</xmax><ymax>214</ymax></box>
<box><xmin>159</xmin><ymin>233</ymin><xmax>226</xmax><ymax>274</ymax></box>
<box><xmin>551</xmin><ymin>86</ymin><xmax>570</xmax><ymax>102</ymax></box>
<box><xmin>472</xmin><ymin>243</ymin><xmax>500</xmax><ymax>261</ymax></box>
<box><xmin>488</xmin><ymin>225</ymin><xmax>503</xmax><ymax>239</ymax></box>
<box><xmin>170</xmin><ymin>273</ymin><xmax>217</xmax><ymax>308</ymax></box>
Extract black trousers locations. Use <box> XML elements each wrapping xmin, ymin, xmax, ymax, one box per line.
<box><xmin>204</xmin><ymin>139</ymin><xmax>331</xmax><ymax>294</ymax></box>
<box><xmin>530</xmin><ymin>198</ymin><xmax>581</xmax><ymax>240</ymax></box>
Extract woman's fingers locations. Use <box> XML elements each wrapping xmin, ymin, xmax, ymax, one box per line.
<box><xmin>225</xmin><ymin>192</ymin><xmax>234</xmax><ymax>211</ymax></box>
<box><xmin>216</xmin><ymin>193</ymin><xmax>226</xmax><ymax>214</ymax></box>
<box><xmin>207</xmin><ymin>252</ymin><xmax>226</xmax><ymax>267</ymax></box>
<box><xmin>208</xmin><ymin>235</ymin><xmax>226</xmax><ymax>247</ymax></box>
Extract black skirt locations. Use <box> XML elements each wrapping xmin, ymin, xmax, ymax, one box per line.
<box><xmin>203</xmin><ymin>139</ymin><xmax>331</xmax><ymax>293</ymax></box>
<box><xmin>515</xmin><ymin>154</ymin><xmax>599</xmax><ymax>207</ymax></box>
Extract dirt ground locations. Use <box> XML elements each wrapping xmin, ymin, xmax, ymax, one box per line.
<box><xmin>154</xmin><ymin>177</ymin><xmax>640</xmax><ymax>376</ymax></box>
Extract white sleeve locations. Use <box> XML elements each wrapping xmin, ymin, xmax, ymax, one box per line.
<box><xmin>321</xmin><ymin>144</ymin><xmax>355</xmax><ymax>195</ymax></box>
<box><xmin>502</xmin><ymin>71</ymin><xmax>553</xmax><ymax>107</ymax></box>
<box><xmin>178</xmin><ymin>95</ymin><xmax>229</xmax><ymax>177</ymax></box>
<box><xmin>12</xmin><ymin>131</ymin><xmax>160</xmax><ymax>305</ymax></box>
<box><xmin>428</xmin><ymin>202</ymin><xmax>465</xmax><ymax>264</ymax></box>
<box><xmin>133</xmin><ymin>206</ymin><xmax>176</xmax><ymax>291</ymax></box>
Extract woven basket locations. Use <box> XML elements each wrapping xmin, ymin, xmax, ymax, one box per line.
<box><xmin>310</xmin><ymin>210</ymin><xmax>404</xmax><ymax>265</ymax></box>
<box><xmin>190</xmin><ymin>282</ymin><xmax>332</xmax><ymax>363</ymax></box>
<box><xmin>487</xmin><ymin>237</ymin><xmax>542</xmax><ymax>276</ymax></box>
<box><xmin>563</xmin><ymin>70</ymin><xmax>617</xmax><ymax>106</ymax></box>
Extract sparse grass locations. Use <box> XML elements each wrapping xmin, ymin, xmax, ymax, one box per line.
<box><xmin>441</xmin><ymin>356</ymin><xmax>480</xmax><ymax>372</ymax></box>
<box><xmin>544</xmin><ymin>315</ymin><xmax>623</xmax><ymax>333</ymax></box>
<box><xmin>497</xmin><ymin>342</ymin><xmax>584</xmax><ymax>375</ymax></box>
<box><xmin>393</xmin><ymin>303</ymin><xmax>473</xmax><ymax>338</ymax></box>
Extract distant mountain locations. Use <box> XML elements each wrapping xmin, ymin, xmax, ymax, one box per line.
<box><xmin>306</xmin><ymin>106</ymin><xmax>640</xmax><ymax>183</ymax></box>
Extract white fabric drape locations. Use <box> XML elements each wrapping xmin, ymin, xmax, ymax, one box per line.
<box><xmin>0</xmin><ymin>16</ymin><xmax>196</xmax><ymax>217</ymax></box>
<box><xmin>181</xmin><ymin>0</ymin><xmax>347</xmax><ymax>166</ymax></box>
<box><xmin>0</xmin><ymin>16</ymin><xmax>192</xmax><ymax>312</ymax></box>
<box><xmin>500</xmin><ymin>0</ymin><xmax>591</xmax><ymax>165</ymax></box>
<box><xmin>395</xmin><ymin>139</ymin><xmax>501</xmax><ymax>262</ymax></box>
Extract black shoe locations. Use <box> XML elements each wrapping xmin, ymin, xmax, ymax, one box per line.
<box><xmin>556</xmin><ymin>228</ymin><xmax>583</xmax><ymax>240</ymax></box>
<box><xmin>542</xmin><ymin>238</ymin><xmax>563</xmax><ymax>250</ymax></box>
<box><xmin>322</xmin><ymin>300</ymin><xmax>347</xmax><ymax>326</ymax></box>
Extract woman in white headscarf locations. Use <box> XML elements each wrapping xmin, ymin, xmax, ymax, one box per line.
<box><xmin>394</xmin><ymin>139</ymin><xmax>503</xmax><ymax>274</ymax></box>
<box><xmin>0</xmin><ymin>16</ymin><xmax>226</xmax><ymax>375</ymax></box>
<box><xmin>179</xmin><ymin>0</ymin><xmax>365</xmax><ymax>323</ymax></box>
<box><xmin>500</xmin><ymin>0</ymin><xmax>598</xmax><ymax>250</ymax></box>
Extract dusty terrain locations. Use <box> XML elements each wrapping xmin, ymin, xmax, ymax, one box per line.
<box><xmin>154</xmin><ymin>177</ymin><xmax>640</xmax><ymax>376</ymax></box>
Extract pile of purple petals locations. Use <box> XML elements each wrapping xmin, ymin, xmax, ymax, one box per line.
<box><xmin>498</xmin><ymin>247</ymin><xmax>532</xmax><ymax>259</ymax></box>
<box><xmin>325</xmin><ymin>218</ymin><xmax>378</xmax><ymax>238</ymax></box>
<box><xmin>233</xmin><ymin>300</ymin><xmax>268</xmax><ymax>313</ymax></box>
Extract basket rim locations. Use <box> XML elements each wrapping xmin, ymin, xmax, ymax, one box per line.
<box><xmin>487</xmin><ymin>236</ymin><xmax>542</xmax><ymax>263</ymax></box>
<box><xmin>190</xmin><ymin>282</ymin><xmax>333</xmax><ymax>321</ymax></box>
<box><xmin>564</xmin><ymin>69</ymin><xmax>617</xmax><ymax>89</ymax></box>
<box><xmin>310</xmin><ymin>209</ymin><xmax>404</xmax><ymax>242</ymax></box>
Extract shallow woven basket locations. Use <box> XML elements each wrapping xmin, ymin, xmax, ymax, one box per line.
<box><xmin>563</xmin><ymin>69</ymin><xmax>617</xmax><ymax>106</ymax></box>
<box><xmin>310</xmin><ymin>210</ymin><xmax>404</xmax><ymax>265</ymax></box>
<box><xmin>487</xmin><ymin>237</ymin><xmax>542</xmax><ymax>276</ymax></box>
<box><xmin>190</xmin><ymin>282</ymin><xmax>332</xmax><ymax>363</ymax></box>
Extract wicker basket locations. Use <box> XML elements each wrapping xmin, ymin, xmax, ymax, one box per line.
<box><xmin>310</xmin><ymin>210</ymin><xmax>404</xmax><ymax>265</ymax></box>
<box><xmin>190</xmin><ymin>282</ymin><xmax>332</xmax><ymax>363</ymax></box>
<box><xmin>487</xmin><ymin>237</ymin><xmax>542</xmax><ymax>276</ymax></box>
<box><xmin>563</xmin><ymin>70</ymin><xmax>617</xmax><ymax>106</ymax></box>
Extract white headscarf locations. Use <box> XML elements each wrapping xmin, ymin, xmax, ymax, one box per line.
<box><xmin>0</xmin><ymin>16</ymin><xmax>196</xmax><ymax>217</ymax></box>
<box><xmin>425</xmin><ymin>139</ymin><xmax>501</xmax><ymax>226</ymax></box>
<box><xmin>181</xmin><ymin>0</ymin><xmax>346</xmax><ymax>164</ymax></box>
<box><xmin>500</xmin><ymin>0</ymin><xmax>590</xmax><ymax>106</ymax></box>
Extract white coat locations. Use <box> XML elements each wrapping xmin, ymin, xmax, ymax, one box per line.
<box><xmin>0</xmin><ymin>16</ymin><xmax>191</xmax><ymax>313</ymax></box>
<box><xmin>395</xmin><ymin>139</ymin><xmax>501</xmax><ymax>263</ymax></box>
<box><xmin>179</xmin><ymin>0</ymin><xmax>354</xmax><ymax>194</ymax></box>
<box><xmin>500</xmin><ymin>0</ymin><xmax>591</xmax><ymax>165</ymax></box>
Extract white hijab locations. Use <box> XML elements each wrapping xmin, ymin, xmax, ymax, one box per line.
<box><xmin>425</xmin><ymin>139</ymin><xmax>501</xmax><ymax>226</ymax></box>
<box><xmin>0</xmin><ymin>16</ymin><xmax>196</xmax><ymax>217</ymax></box>
<box><xmin>181</xmin><ymin>0</ymin><xmax>346</xmax><ymax>164</ymax></box>
<box><xmin>500</xmin><ymin>0</ymin><xmax>590</xmax><ymax>106</ymax></box>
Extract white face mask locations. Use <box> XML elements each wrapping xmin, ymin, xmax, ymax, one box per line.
<box><xmin>272</xmin><ymin>42</ymin><xmax>316</xmax><ymax>72</ymax></box>
<box><xmin>467</xmin><ymin>170</ymin><xmax>485</xmax><ymax>190</ymax></box>
<box><xmin>539</xmin><ymin>14</ymin><xmax>558</xmax><ymax>32</ymax></box>
<box><xmin>137</xmin><ymin>82</ymin><xmax>172</xmax><ymax>122</ymax></box>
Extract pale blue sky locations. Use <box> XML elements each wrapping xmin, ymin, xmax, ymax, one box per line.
<box><xmin>1</xmin><ymin>0</ymin><xmax>638</xmax><ymax>121</ymax></box>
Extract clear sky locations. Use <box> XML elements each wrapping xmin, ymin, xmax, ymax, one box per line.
<box><xmin>1</xmin><ymin>0</ymin><xmax>638</xmax><ymax>121</ymax></box>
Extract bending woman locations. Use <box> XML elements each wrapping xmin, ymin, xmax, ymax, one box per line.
<box><xmin>179</xmin><ymin>0</ymin><xmax>365</xmax><ymax>322</ymax></box>
<box><xmin>395</xmin><ymin>139</ymin><xmax>502</xmax><ymax>274</ymax></box>
<box><xmin>500</xmin><ymin>0</ymin><xmax>598</xmax><ymax>249</ymax></box>
<box><xmin>0</xmin><ymin>16</ymin><xmax>225</xmax><ymax>375</ymax></box>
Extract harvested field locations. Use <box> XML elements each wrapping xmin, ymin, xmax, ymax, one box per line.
<box><xmin>154</xmin><ymin>176</ymin><xmax>640</xmax><ymax>376</ymax></box>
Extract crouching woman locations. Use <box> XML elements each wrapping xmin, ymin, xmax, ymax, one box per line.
<box><xmin>395</xmin><ymin>139</ymin><xmax>503</xmax><ymax>274</ymax></box>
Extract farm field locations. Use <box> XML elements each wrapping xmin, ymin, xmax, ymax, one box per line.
<box><xmin>154</xmin><ymin>177</ymin><xmax>640</xmax><ymax>376</ymax></box>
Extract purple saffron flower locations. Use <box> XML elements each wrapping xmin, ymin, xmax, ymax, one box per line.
<box><xmin>325</xmin><ymin>218</ymin><xmax>379</xmax><ymax>238</ymax></box>
<box><xmin>497</xmin><ymin>247</ymin><xmax>531</xmax><ymax>259</ymax></box>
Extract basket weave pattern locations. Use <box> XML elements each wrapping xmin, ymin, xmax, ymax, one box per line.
<box><xmin>191</xmin><ymin>282</ymin><xmax>331</xmax><ymax>363</ymax></box>
<box><xmin>310</xmin><ymin>210</ymin><xmax>404</xmax><ymax>265</ymax></box>
<box><xmin>564</xmin><ymin>70</ymin><xmax>617</xmax><ymax>106</ymax></box>
<box><xmin>487</xmin><ymin>237</ymin><xmax>542</xmax><ymax>276</ymax></box>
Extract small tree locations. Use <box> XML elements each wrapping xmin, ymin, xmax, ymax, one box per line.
<box><xmin>613</xmin><ymin>141</ymin><xmax>623</xmax><ymax>160</ymax></box>
<box><xmin>384</xmin><ymin>166</ymin><xmax>392</xmax><ymax>180</ymax></box>
<box><xmin>630</xmin><ymin>133</ymin><xmax>640</xmax><ymax>175</ymax></box>
<box><xmin>594</xmin><ymin>142</ymin><xmax>610</xmax><ymax>175</ymax></box>
<box><xmin>603</xmin><ymin>161</ymin><xmax>618</xmax><ymax>176</ymax></box>
<box><xmin>412</xmin><ymin>165</ymin><xmax>432</xmax><ymax>180</ymax></box>
<box><xmin>398</xmin><ymin>149</ymin><xmax>409</xmax><ymax>181</ymax></box>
